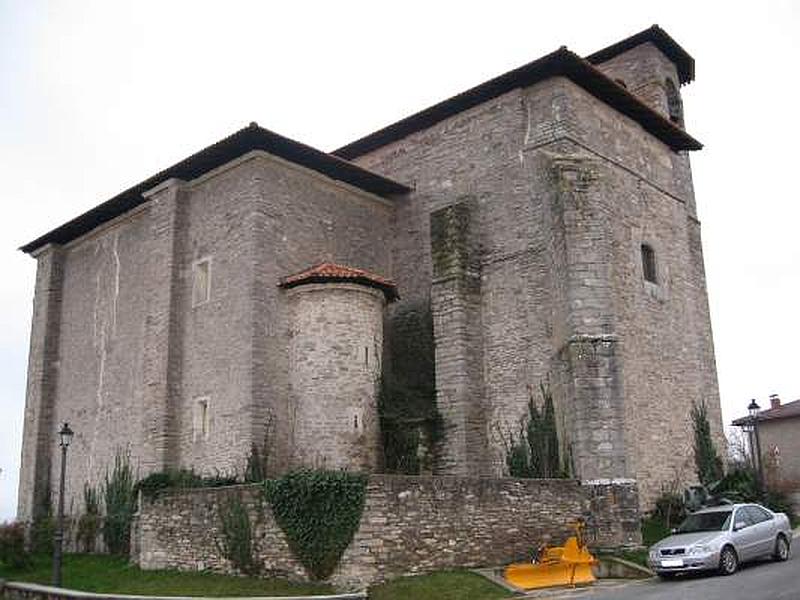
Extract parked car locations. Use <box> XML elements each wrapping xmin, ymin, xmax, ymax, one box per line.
<box><xmin>648</xmin><ymin>503</ymin><xmax>792</xmax><ymax>578</ymax></box>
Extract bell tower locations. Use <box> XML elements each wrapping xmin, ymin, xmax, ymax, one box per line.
<box><xmin>586</xmin><ymin>25</ymin><xmax>693</xmax><ymax>127</ymax></box>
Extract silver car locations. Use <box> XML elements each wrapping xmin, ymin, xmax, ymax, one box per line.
<box><xmin>648</xmin><ymin>503</ymin><xmax>792</xmax><ymax>578</ymax></box>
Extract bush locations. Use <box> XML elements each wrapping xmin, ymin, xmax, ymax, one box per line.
<box><xmin>0</xmin><ymin>522</ymin><xmax>30</xmax><ymax>569</ymax></box>
<box><xmin>77</xmin><ymin>484</ymin><xmax>101</xmax><ymax>553</ymax></box>
<box><xmin>713</xmin><ymin>468</ymin><xmax>797</xmax><ymax>525</ymax></box>
<box><xmin>216</xmin><ymin>495</ymin><xmax>257</xmax><ymax>575</ymax></box>
<box><xmin>30</xmin><ymin>514</ymin><xmax>54</xmax><ymax>555</ymax></box>
<box><xmin>103</xmin><ymin>450</ymin><xmax>137</xmax><ymax>556</ymax></box>
<box><xmin>136</xmin><ymin>469</ymin><xmax>238</xmax><ymax>497</ymax></box>
<box><xmin>503</xmin><ymin>383</ymin><xmax>568</xmax><ymax>479</ymax></box>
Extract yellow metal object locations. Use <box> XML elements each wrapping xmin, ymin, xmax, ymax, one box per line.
<box><xmin>504</xmin><ymin>522</ymin><xmax>598</xmax><ymax>591</ymax></box>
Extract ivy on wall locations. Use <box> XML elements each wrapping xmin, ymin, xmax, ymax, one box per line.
<box><xmin>379</xmin><ymin>301</ymin><xmax>443</xmax><ymax>474</ymax></box>
<box><xmin>264</xmin><ymin>470</ymin><xmax>366</xmax><ymax>580</ymax></box>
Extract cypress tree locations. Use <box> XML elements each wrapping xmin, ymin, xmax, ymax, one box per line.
<box><xmin>691</xmin><ymin>400</ymin><xmax>724</xmax><ymax>486</ymax></box>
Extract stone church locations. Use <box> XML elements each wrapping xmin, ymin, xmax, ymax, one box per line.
<box><xmin>18</xmin><ymin>25</ymin><xmax>725</xmax><ymax>521</ymax></box>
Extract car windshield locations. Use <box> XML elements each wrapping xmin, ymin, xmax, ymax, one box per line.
<box><xmin>677</xmin><ymin>510</ymin><xmax>732</xmax><ymax>533</ymax></box>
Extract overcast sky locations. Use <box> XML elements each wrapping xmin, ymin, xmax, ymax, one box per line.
<box><xmin>1</xmin><ymin>1</ymin><xmax>798</xmax><ymax>521</ymax></box>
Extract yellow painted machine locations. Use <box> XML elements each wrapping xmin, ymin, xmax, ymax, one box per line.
<box><xmin>504</xmin><ymin>521</ymin><xmax>598</xmax><ymax>590</ymax></box>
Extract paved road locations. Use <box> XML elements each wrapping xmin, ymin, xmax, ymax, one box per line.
<box><xmin>561</xmin><ymin>547</ymin><xmax>799</xmax><ymax>600</ymax></box>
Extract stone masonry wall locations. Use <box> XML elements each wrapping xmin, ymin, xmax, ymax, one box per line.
<box><xmin>287</xmin><ymin>283</ymin><xmax>385</xmax><ymax>471</ymax></box>
<box><xmin>17</xmin><ymin>151</ymin><xmax>395</xmax><ymax>520</ymax></box>
<box><xmin>134</xmin><ymin>476</ymin><xmax>641</xmax><ymax>588</ymax></box>
<box><xmin>349</xmin><ymin>68</ymin><xmax>724</xmax><ymax>508</ymax></box>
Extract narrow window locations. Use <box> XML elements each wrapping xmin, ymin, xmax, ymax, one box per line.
<box><xmin>194</xmin><ymin>398</ymin><xmax>210</xmax><ymax>441</ymax></box>
<box><xmin>192</xmin><ymin>258</ymin><xmax>211</xmax><ymax>307</ymax></box>
<box><xmin>665</xmin><ymin>79</ymin><xmax>683</xmax><ymax>125</ymax></box>
<box><xmin>641</xmin><ymin>244</ymin><xmax>657</xmax><ymax>284</ymax></box>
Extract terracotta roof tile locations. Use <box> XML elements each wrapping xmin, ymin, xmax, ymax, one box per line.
<box><xmin>278</xmin><ymin>262</ymin><xmax>398</xmax><ymax>301</ymax></box>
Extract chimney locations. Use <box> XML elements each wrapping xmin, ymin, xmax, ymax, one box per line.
<box><xmin>769</xmin><ymin>394</ymin><xmax>781</xmax><ymax>410</ymax></box>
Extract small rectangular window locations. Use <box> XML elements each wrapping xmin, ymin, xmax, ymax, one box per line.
<box><xmin>192</xmin><ymin>258</ymin><xmax>211</xmax><ymax>306</ymax></box>
<box><xmin>641</xmin><ymin>244</ymin><xmax>657</xmax><ymax>284</ymax></box>
<box><xmin>193</xmin><ymin>397</ymin><xmax>210</xmax><ymax>441</ymax></box>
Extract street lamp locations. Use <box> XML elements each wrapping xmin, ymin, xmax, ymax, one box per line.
<box><xmin>53</xmin><ymin>422</ymin><xmax>74</xmax><ymax>587</ymax></box>
<box><xmin>747</xmin><ymin>400</ymin><xmax>763</xmax><ymax>494</ymax></box>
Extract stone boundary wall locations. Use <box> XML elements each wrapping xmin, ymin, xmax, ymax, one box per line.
<box><xmin>133</xmin><ymin>476</ymin><xmax>640</xmax><ymax>587</ymax></box>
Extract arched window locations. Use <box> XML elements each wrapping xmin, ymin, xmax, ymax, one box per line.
<box><xmin>641</xmin><ymin>244</ymin><xmax>657</xmax><ymax>283</ymax></box>
<box><xmin>665</xmin><ymin>79</ymin><xmax>683</xmax><ymax>125</ymax></box>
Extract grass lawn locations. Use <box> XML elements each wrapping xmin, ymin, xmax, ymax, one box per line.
<box><xmin>0</xmin><ymin>554</ymin><xmax>333</xmax><ymax>597</ymax></box>
<box><xmin>614</xmin><ymin>548</ymin><xmax>649</xmax><ymax>568</ymax></box>
<box><xmin>368</xmin><ymin>570</ymin><xmax>508</xmax><ymax>600</ymax></box>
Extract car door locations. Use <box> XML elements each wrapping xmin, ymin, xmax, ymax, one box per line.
<box><xmin>730</xmin><ymin>507</ymin><xmax>759</xmax><ymax>561</ymax></box>
<box><xmin>744</xmin><ymin>505</ymin><xmax>776</xmax><ymax>556</ymax></box>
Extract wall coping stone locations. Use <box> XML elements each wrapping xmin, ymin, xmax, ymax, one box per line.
<box><xmin>0</xmin><ymin>582</ymin><xmax>366</xmax><ymax>600</ymax></box>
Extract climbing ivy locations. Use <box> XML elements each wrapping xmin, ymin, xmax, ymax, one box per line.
<box><xmin>264</xmin><ymin>470</ymin><xmax>366</xmax><ymax>580</ymax></box>
<box><xmin>379</xmin><ymin>301</ymin><xmax>443</xmax><ymax>473</ymax></box>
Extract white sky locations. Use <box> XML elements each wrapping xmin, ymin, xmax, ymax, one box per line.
<box><xmin>1</xmin><ymin>1</ymin><xmax>798</xmax><ymax>521</ymax></box>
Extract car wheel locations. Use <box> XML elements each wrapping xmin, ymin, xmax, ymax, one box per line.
<box><xmin>773</xmin><ymin>535</ymin><xmax>790</xmax><ymax>562</ymax></box>
<box><xmin>718</xmin><ymin>546</ymin><xmax>738</xmax><ymax>576</ymax></box>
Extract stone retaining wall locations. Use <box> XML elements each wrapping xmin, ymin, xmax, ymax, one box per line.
<box><xmin>133</xmin><ymin>475</ymin><xmax>640</xmax><ymax>587</ymax></box>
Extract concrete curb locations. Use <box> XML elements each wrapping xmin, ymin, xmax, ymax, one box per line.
<box><xmin>0</xmin><ymin>581</ymin><xmax>366</xmax><ymax>600</ymax></box>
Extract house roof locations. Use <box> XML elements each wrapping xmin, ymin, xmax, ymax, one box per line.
<box><xmin>20</xmin><ymin>124</ymin><xmax>410</xmax><ymax>255</ymax></box>
<box><xmin>278</xmin><ymin>262</ymin><xmax>399</xmax><ymax>301</ymax></box>
<box><xmin>731</xmin><ymin>399</ymin><xmax>800</xmax><ymax>426</ymax></box>
<box><xmin>586</xmin><ymin>25</ymin><xmax>695</xmax><ymax>85</ymax></box>
<box><xmin>333</xmin><ymin>44</ymin><xmax>702</xmax><ymax>161</ymax></box>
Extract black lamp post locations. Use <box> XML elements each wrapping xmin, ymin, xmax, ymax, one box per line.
<box><xmin>747</xmin><ymin>399</ymin><xmax>763</xmax><ymax>494</ymax></box>
<box><xmin>53</xmin><ymin>422</ymin><xmax>74</xmax><ymax>587</ymax></box>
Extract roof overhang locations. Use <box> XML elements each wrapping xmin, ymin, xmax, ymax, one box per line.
<box><xmin>20</xmin><ymin>124</ymin><xmax>410</xmax><ymax>255</ymax></box>
<box><xmin>333</xmin><ymin>47</ymin><xmax>701</xmax><ymax>161</ymax></box>
<box><xmin>586</xmin><ymin>25</ymin><xmax>695</xmax><ymax>85</ymax></box>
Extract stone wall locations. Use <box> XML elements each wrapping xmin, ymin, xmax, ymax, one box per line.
<box><xmin>287</xmin><ymin>283</ymin><xmax>385</xmax><ymax>471</ymax></box>
<box><xmin>17</xmin><ymin>151</ymin><xmax>394</xmax><ymax>520</ymax></box>
<box><xmin>134</xmin><ymin>476</ymin><xmax>640</xmax><ymax>587</ymax></box>
<box><xmin>349</xmin><ymin>65</ymin><xmax>724</xmax><ymax>507</ymax></box>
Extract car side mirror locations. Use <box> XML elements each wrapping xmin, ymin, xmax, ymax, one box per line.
<box><xmin>734</xmin><ymin>521</ymin><xmax>747</xmax><ymax>531</ymax></box>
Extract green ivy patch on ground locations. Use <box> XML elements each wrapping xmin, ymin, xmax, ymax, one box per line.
<box><xmin>0</xmin><ymin>554</ymin><xmax>333</xmax><ymax>597</ymax></box>
<box><xmin>264</xmin><ymin>470</ymin><xmax>366</xmax><ymax>580</ymax></box>
<box><xmin>369</xmin><ymin>571</ymin><xmax>507</xmax><ymax>600</ymax></box>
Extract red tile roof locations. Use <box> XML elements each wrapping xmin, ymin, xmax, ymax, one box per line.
<box><xmin>278</xmin><ymin>262</ymin><xmax>398</xmax><ymax>301</ymax></box>
<box><xmin>731</xmin><ymin>399</ymin><xmax>800</xmax><ymax>426</ymax></box>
